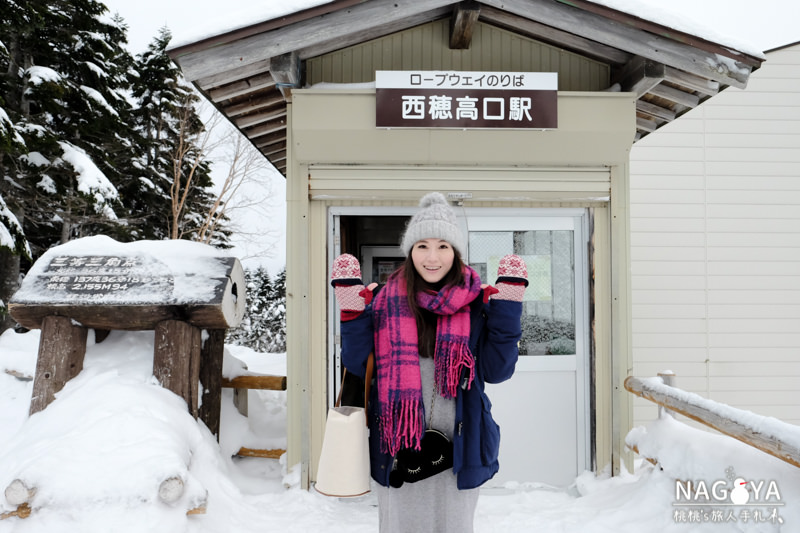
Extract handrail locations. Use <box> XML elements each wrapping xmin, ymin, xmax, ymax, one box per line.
<box><xmin>625</xmin><ymin>375</ymin><xmax>800</xmax><ymax>470</ymax></box>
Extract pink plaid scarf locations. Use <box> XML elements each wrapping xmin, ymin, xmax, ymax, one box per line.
<box><xmin>372</xmin><ymin>265</ymin><xmax>482</xmax><ymax>455</ymax></box>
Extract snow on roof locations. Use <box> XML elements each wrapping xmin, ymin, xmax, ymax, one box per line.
<box><xmin>169</xmin><ymin>0</ymin><xmax>765</xmax><ymax>58</ymax></box>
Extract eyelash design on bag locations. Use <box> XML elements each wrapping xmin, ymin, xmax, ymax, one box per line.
<box><xmin>407</xmin><ymin>466</ymin><xmax>422</xmax><ymax>475</ymax></box>
<box><xmin>432</xmin><ymin>454</ymin><xmax>445</xmax><ymax>466</ymax></box>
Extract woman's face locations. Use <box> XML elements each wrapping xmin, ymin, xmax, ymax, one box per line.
<box><xmin>411</xmin><ymin>238</ymin><xmax>455</xmax><ymax>284</ymax></box>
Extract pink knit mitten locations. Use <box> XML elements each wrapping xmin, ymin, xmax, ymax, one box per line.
<box><xmin>491</xmin><ymin>254</ymin><xmax>528</xmax><ymax>302</ymax></box>
<box><xmin>331</xmin><ymin>254</ymin><xmax>373</xmax><ymax>314</ymax></box>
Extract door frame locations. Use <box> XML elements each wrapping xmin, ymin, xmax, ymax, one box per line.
<box><xmin>459</xmin><ymin>207</ymin><xmax>592</xmax><ymax>480</ymax></box>
<box><xmin>326</xmin><ymin>205</ymin><xmax>592</xmax><ymax>479</ymax></box>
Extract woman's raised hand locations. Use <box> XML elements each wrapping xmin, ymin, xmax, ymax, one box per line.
<box><xmin>489</xmin><ymin>254</ymin><xmax>529</xmax><ymax>302</ymax></box>
<box><xmin>330</xmin><ymin>254</ymin><xmax>374</xmax><ymax>313</ymax></box>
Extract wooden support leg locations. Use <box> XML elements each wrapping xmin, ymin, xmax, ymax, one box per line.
<box><xmin>153</xmin><ymin>320</ymin><xmax>202</xmax><ymax>417</ymax></box>
<box><xmin>29</xmin><ymin>315</ymin><xmax>88</xmax><ymax>415</ymax></box>
<box><xmin>199</xmin><ymin>329</ymin><xmax>225</xmax><ymax>438</ymax></box>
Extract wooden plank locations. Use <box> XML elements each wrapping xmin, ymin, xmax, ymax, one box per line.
<box><xmin>236</xmin><ymin>447</ymin><xmax>286</xmax><ymax>459</ymax></box>
<box><xmin>624</xmin><ymin>375</ymin><xmax>800</xmax><ymax>469</ymax></box>
<box><xmin>648</xmin><ymin>83</ymin><xmax>700</xmax><ymax>108</ymax></box>
<box><xmin>222</xmin><ymin>92</ymin><xmax>284</xmax><ymax>118</ymax></box>
<box><xmin>479</xmin><ymin>5</ymin><xmax>629</xmax><ymax>64</ymax></box>
<box><xmin>10</xmin><ymin>303</ymin><xmax>239</xmax><ymax>332</ymax></box>
<box><xmin>208</xmin><ymin>73</ymin><xmax>276</xmax><ymax>103</ymax></box>
<box><xmin>637</xmin><ymin>100</ymin><xmax>676</xmax><ymax>122</ymax></box>
<box><xmin>481</xmin><ymin>0</ymin><xmax>753</xmax><ymax>88</ymax></box>
<box><xmin>613</xmin><ymin>57</ymin><xmax>665</xmax><ymax>97</ymax></box>
<box><xmin>251</xmin><ymin>130</ymin><xmax>286</xmax><ymax>149</ymax></box>
<box><xmin>9</xmin><ymin>255</ymin><xmax>246</xmax><ymax>331</ymax></box>
<box><xmin>195</xmin><ymin>58</ymin><xmax>272</xmax><ymax>90</ymax></box>
<box><xmin>172</xmin><ymin>0</ymin><xmax>455</xmax><ymax>81</ymax></box>
<box><xmin>153</xmin><ymin>320</ymin><xmax>202</xmax><ymax>417</ymax></box>
<box><xmin>449</xmin><ymin>1</ymin><xmax>480</xmax><ymax>50</ymax></box>
<box><xmin>664</xmin><ymin>66</ymin><xmax>719</xmax><ymax>96</ymax></box>
<box><xmin>29</xmin><ymin>315</ymin><xmax>88</xmax><ymax>415</ymax></box>
<box><xmin>199</xmin><ymin>329</ymin><xmax>225</xmax><ymax>438</ymax></box>
<box><xmin>270</xmin><ymin>51</ymin><xmax>301</xmax><ymax>101</ymax></box>
<box><xmin>222</xmin><ymin>374</ymin><xmax>287</xmax><ymax>391</ymax></box>
<box><xmin>245</xmin><ymin>120</ymin><xmax>287</xmax><ymax>140</ymax></box>
<box><xmin>234</xmin><ymin>108</ymin><xmax>287</xmax><ymax>129</ymax></box>
<box><xmin>635</xmin><ymin>116</ymin><xmax>657</xmax><ymax>133</ymax></box>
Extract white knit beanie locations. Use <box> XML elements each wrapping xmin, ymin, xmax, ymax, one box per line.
<box><xmin>400</xmin><ymin>192</ymin><xmax>466</xmax><ymax>257</ymax></box>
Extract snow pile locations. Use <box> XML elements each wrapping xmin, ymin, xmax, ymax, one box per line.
<box><xmin>632</xmin><ymin>376</ymin><xmax>800</xmax><ymax>453</ymax></box>
<box><xmin>1</xmin><ymin>326</ymin><xmax>798</xmax><ymax>532</ymax></box>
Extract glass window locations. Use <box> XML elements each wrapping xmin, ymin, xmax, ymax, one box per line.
<box><xmin>469</xmin><ymin>230</ymin><xmax>575</xmax><ymax>355</ymax></box>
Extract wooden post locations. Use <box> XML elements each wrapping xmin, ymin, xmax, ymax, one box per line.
<box><xmin>657</xmin><ymin>370</ymin><xmax>675</xmax><ymax>418</ymax></box>
<box><xmin>153</xmin><ymin>320</ymin><xmax>202</xmax><ymax>417</ymax></box>
<box><xmin>199</xmin><ymin>329</ymin><xmax>225</xmax><ymax>438</ymax></box>
<box><xmin>29</xmin><ymin>315</ymin><xmax>88</xmax><ymax>415</ymax></box>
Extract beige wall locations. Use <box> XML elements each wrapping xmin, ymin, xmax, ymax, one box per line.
<box><xmin>629</xmin><ymin>44</ymin><xmax>800</xmax><ymax>429</ymax></box>
<box><xmin>307</xmin><ymin>19</ymin><xmax>609</xmax><ymax>91</ymax></box>
<box><xmin>285</xmin><ymin>88</ymin><xmax>637</xmax><ymax>486</ymax></box>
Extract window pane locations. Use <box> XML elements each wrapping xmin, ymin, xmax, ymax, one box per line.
<box><xmin>469</xmin><ymin>230</ymin><xmax>575</xmax><ymax>355</ymax></box>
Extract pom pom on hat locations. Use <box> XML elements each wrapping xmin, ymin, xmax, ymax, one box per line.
<box><xmin>400</xmin><ymin>192</ymin><xmax>466</xmax><ymax>257</ymax></box>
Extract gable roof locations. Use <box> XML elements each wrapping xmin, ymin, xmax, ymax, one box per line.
<box><xmin>167</xmin><ymin>0</ymin><xmax>764</xmax><ymax>176</ymax></box>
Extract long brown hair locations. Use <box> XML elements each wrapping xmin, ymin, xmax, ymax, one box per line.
<box><xmin>402</xmin><ymin>248</ymin><xmax>465</xmax><ymax>357</ymax></box>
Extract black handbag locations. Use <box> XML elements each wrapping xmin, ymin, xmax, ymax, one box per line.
<box><xmin>389</xmin><ymin>428</ymin><xmax>454</xmax><ymax>488</ymax></box>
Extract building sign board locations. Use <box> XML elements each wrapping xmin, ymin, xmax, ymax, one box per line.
<box><xmin>375</xmin><ymin>70</ymin><xmax>557</xmax><ymax>129</ymax></box>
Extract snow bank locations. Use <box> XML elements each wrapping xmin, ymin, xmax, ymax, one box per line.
<box><xmin>1</xmin><ymin>327</ymin><xmax>798</xmax><ymax>532</ymax></box>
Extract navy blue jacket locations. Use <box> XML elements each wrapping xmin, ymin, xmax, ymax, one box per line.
<box><xmin>340</xmin><ymin>292</ymin><xmax>521</xmax><ymax>490</ymax></box>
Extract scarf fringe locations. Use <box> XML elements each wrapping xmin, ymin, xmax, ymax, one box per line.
<box><xmin>380</xmin><ymin>398</ymin><xmax>424</xmax><ymax>455</ymax></box>
<box><xmin>435</xmin><ymin>340</ymin><xmax>475</xmax><ymax>398</ymax></box>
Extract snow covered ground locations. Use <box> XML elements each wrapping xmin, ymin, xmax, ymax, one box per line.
<box><xmin>2</xmin><ymin>328</ymin><xmax>798</xmax><ymax>532</ymax></box>
<box><xmin>0</xmin><ymin>285</ymin><xmax>798</xmax><ymax>533</ymax></box>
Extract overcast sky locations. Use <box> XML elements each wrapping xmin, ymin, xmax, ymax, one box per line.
<box><xmin>98</xmin><ymin>0</ymin><xmax>799</xmax><ymax>273</ymax></box>
<box><xmin>105</xmin><ymin>0</ymin><xmax>798</xmax><ymax>56</ymax></box>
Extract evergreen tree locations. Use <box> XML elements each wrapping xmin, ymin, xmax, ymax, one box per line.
<box><xmin>0</xmin><ymin>0</ymin><xmax>136</xmax><ymax>327</ymax></box>
<box><xmin>129</xmin><ymin>27</ymin><xmax>226</xmax><ymax>245</ymax></box>
<box><xmin>0</xmin><ymin>0</ymin><xmax>137</xmax><ymax>253</ymax></box>
<box><xmin>266</xmin><ymin>268</ymin><xmax>286</xmax><ymax>352</ymax></box>
<box><xmin>227</xmin><ymin>266</ymin><xmax>286</xmax><ymax>353</ymax></box>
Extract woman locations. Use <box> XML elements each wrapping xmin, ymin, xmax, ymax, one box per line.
<box><xmin>330</xmin><ymin>192</ymin><xmax>527</xmax><ymax>532</ymax></box>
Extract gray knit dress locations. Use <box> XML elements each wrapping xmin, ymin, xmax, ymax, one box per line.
<box><xmin>374</xmin><ymin>356</ymin><xmax>480</xmax><ymax>533</ymax></box>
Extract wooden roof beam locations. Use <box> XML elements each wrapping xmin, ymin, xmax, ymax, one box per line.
<box><xmin>208</xmin><ymin>73</ymin><xmax>276</xmax><ymax>103</ymax></box>
<box><xmin>647</xmin><ymin>83</ymin><xmax>700</xmax><ymax>109</ymax></box>
<box><xmin>636</xmin><ymin>116</ymin><xmax>658</xmax><ymax>133</ymax></box>
<box><xmin>246</xmin><ymin>120</ymin><xmax>287</xmax><ymax>140</ymax></box>
<box><xmin>259</xmin><ymin>142</ymin><xmax>286</xmax><ymax>158</ymax></box>
<box><xmin>450</xmin><ymin>1</ymin><xmax>481</xmax><ymax>50</ymax></box>
<box><xmin>222</xmin><ymin>92</ymin><xmax>285</xmax><ymax>118</ymax></box>
<box><xmin>171</xmin><ymin>0</ymin><xmax>456</xmax><ymax>82</ymax></box>
<box><xmin>613</xmin><ymin>57</ymin><xmax>665</xmax><ymax>97</ymax></box>
<box><xmin>194</xmin><ymin>59</ymin><xmax>272</xmax><ymax>91</ymax></box>
<box><xmin>266</xmin><ymin>150</ymin><xmax>287</xmax><ymax>164</ymax></box>
<box><xmin>252</xmin><ymin>130</ymin><xmax>286</xmax><ymax>149</ymax></box>
<box><xmin>664</xmin><ymin>66</ymin><xmax>720</xmax><ymax>96</ymax></box>
<box><xmin>637</xmin><ymin>100</ymin><xmax>676</xmax><ymax>122</ymax></box>
<box><xmin>234</xmin><ymin>108</ymin><xmax>288</xmax><ymax>129</ymax></box>
<box><xmin>479</xmin><ymin>5</ymin><xmax>630</xmax><ymax>65</ymax></box>
<box><xmin>481</xmin><ymin>0</ymin><xmax>754</xmax><ymax>88</ymax></box>
<box><xmin>270</xmin><ymin>52</ymin><xmax>301</xmax><ymax>102</ymax></box>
